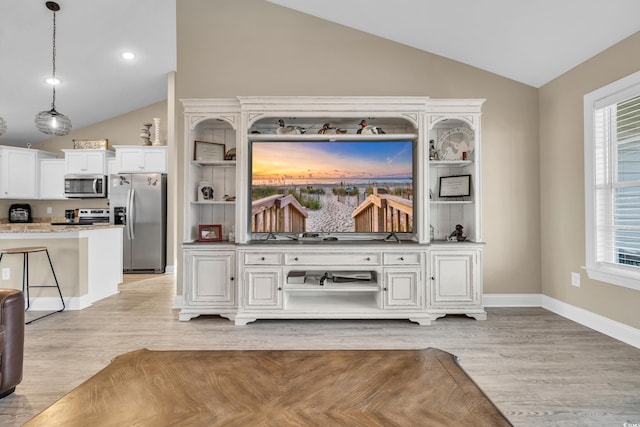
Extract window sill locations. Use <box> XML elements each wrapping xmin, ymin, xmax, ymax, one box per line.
<box><xmin>585</xmin><ymin>264</ymin><xmax>640</xmax><ymax>291</ymax></box>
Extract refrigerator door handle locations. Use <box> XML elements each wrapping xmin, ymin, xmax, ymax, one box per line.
<box><xmin>129</xmin><ymin>188</ymin><xmax>136</xmax><ymax>240</ymax></box>
<box><xmin>125</xmin><ymin>188</ymin><xmax>133</xmax><ymax>240</ymax></box>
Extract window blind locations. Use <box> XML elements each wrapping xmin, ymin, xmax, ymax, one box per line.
<box><xmin>594</xmin><ymin>95</ymin><xmax>640</xmax><ymax>267</ymax></box>
<box><xmin>615</xmin><ymin>96</ymin><xmax>640</xmax><ymax>266</ymax></box>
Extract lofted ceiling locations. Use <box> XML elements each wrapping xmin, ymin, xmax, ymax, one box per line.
<box><xmin>0</xmin><ymin>0</ymin><xmax>176</xmax><ymax>147</ymax></box>
<box><xmin>1</xmin><ymin>0</ymin><xmax>639</xmax><ymax>147</ymax></box>
<box><xmin>267</xmin><ymin>0</ymin><xmax>640</xmax><ymax>87</ymax></box>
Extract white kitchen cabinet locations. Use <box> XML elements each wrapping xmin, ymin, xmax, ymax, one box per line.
<box><xmin>39</xmin><ymin>159</ymin><xmax>66</xmax><ymax>199</ymax></box>
<box><xmin>179</xmin><ymin>247</ymin><xmax>236</xmax><ymax>321</ymax></box>
<box><xmin>0</xmin><ymin>146</ymin><xmax>56</xmax><ymax>199</ymax></box>
<box><xmin>62</xmin><ymin>149</ymin><xmax>114</xmax><ymax>175</ymax></box>
<box><xmin>113</xmin><ymin>145</ymin><xmax>167</xmax><ymax>173</ymax></box>
<box><xmin>429</xmin><ymin>248</ymin><xmax>486</xmax><ymax>320</ymax></box>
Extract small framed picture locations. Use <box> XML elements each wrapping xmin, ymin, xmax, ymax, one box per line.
<box><xmin>439</xmin><ymin>175</ymin><xmax>471</xmax><ymax>198</ymax></box>
<box><xmin>194</xmin><ymin>141</ymin><xmax>225</xmax><ymax>162</ymax></box>
<box><xmin>198</xmin><ymin>224</ymin><xmax>223</xmax><ymax>242</ymax></box>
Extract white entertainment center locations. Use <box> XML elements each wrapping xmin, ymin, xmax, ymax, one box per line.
<box><xmin>180</xmin><ymin>97</ymin><xmax>486</xmax><ymax>325</ymax></box>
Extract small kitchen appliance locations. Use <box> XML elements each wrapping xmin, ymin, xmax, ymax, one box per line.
<box><xmin>77</xmin><ymin>208</ymin><xmax>110</xmax><ymax>224</ymax></box>
<box><xmin>9</xmin><ymin>204</ymin><xmax>32</xmax><ymax>223</ymax></box>
<box><xmin>64</xmin><ymin>174</ymin><xmax>108</xmax><ymax>198</ymax></box>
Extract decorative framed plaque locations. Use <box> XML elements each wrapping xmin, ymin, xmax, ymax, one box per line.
<box><xmin>194</xmin><ymin>141</ymin><xmax>225</xmax><ymax>162</ymax></box>
<box><xmin>439</xmin><ymin>175</ymin><xmax>471</xmax><ymax>198</ymax></box>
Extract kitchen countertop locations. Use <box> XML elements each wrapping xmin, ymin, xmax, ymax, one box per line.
<box><xmin>0</xmin><ymin>223</ymin><xmax>123</xmax><ymax>233</ymax></box>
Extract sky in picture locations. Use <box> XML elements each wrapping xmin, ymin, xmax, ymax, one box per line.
<box><xmin>252</xmin><ymin>141</ymin><xmax>413</xmax><ymax>182</ymax></box>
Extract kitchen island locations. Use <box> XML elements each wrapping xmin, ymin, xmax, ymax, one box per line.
<box><xmin>0</xmin><ymin>223</ymin><xmax>123</xmax><ymax>310</ymax></box>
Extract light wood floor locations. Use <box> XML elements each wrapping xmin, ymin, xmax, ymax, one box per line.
<box><xmin>1</xmin><ymin>274</ymin><xmax>638</xmax><ymax>426</ymax></box>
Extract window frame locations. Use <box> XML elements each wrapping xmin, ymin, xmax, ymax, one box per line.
<box><xmin>584</xmin><ymin>70</ymin><xmax>640</xmax><ymax>291</ymax></box>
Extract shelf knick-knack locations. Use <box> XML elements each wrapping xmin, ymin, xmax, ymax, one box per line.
<box><xmin>198</xmin><ymin>181</ymin><xmax>214</xmax><ymax>201</ymax></box>
<box><xmin>153</xmin><ymin>117</ymin><xmax>162</xmax><ymax>146</ymax></box>
<box><xmin>140</xmin><ymin>123</ymin><xmax>152</xmax><ymax>146</ymax></box>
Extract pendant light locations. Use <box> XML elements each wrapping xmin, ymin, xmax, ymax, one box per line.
<box><xmin>0</xmin><ymin>117</ymin><xmax>6</xmax><ymax>136</ymax></box>
<box><xmin>35</xmin><ymin>1</ymin><xmax>72</xmax><ymax>136</ymax></box>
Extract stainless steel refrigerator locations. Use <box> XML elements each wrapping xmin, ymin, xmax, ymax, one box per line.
<box><xmin>109</xmin><ymin>173</ymin><xmax>167</xmax><ymax>273</ymax></box>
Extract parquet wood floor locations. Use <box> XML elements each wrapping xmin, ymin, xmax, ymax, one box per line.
<box><xmin>0</xmin><ymin>273</ymin><xmax>638</xmax><ymax>426</ymax></box>
<box><xmin>24</xmin><ymin>348</ymin><xmax>511</xmax><ymax>426</ymax></box>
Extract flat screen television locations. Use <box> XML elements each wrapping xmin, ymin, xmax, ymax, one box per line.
<box><xmin>250</xmin><ymin>140</ymin><xmax>415</xmax><ymax>238</ymax></box>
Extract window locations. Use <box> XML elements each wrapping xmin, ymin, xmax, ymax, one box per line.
<box><xmin>584</xmin><ymin>71</ymin><xmax>640</xmax><ymax>290</ymax></box>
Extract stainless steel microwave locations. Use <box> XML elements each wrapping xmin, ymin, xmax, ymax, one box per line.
<box><xmin>64</xmin><ymin>174</ymin><xmax>108</xmax><ymax>198</ymax></box>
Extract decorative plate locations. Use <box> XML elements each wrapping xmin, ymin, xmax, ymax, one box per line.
<box><xmin>436</xmin><ymin>127</ymin><xmax>475</xmax><ymax>160</ymax></box>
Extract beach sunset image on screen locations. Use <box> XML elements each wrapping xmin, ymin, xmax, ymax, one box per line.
<box><xmin>251</xmin><ymin>141</ymin><xmax>414</xmax><ymax>234</ymax></box>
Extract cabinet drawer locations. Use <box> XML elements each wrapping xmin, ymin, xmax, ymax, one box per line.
<box><xmin>285</xmin><ymin>253</ymin><xmax>380</xmax><ymax>266</ymax></box>
<box><xmin>383</xmin><ymin>252</ymin><xmax>421</xmax><ymax>266</ymax></box>
<box><xmin>244</xmin><ymin>253</ymin><xmax>282</xmax><ymax>265</ymax></box>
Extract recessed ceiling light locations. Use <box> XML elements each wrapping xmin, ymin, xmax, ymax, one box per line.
<box><xmin>46</xmin><ymin>77</ymin><xmax>60</xmax><ymax>85</ymax></box>
<box><xmin>121</xmin><ymin>52</ymin><xmax>136</xmax><ymax>60</ymax></box>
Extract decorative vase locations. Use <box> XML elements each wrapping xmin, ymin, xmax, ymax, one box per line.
<box><xmin>153</xmin><ymin>117</ymin><xmax>162</xmax><ymax>146</ymax></box>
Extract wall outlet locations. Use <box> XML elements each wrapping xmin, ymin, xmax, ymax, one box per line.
<box><xmin>47</xmin><ymin>206</ymin><xmax>53</xmax><ymax>214</ymax></box>
<box><xmin>571</xmin><ymin>272</ymin><xmax>580</xmax><ymax>287</ymax></box>
<box><xmin>1</xmin><ymin>268</ymin><xmax>9</xmax><ymax>281</ymax></box>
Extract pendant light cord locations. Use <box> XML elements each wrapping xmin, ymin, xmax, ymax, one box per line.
<box><xmin>51</xmin><ymin>8</ymin><xmax>57</xmax><ymax>111</ymax></box>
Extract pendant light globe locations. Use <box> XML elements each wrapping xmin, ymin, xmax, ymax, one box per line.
<box><xmin>35</xmin><ymin>108</ymin><xmax>72</xmax><ymax>136</ymax></box>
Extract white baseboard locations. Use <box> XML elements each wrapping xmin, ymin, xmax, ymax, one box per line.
<box><xmin>165</xmin><ymin>264</ymin><xmax>176</xmax><ymax>274</ymax></box>
<box><xmin>541</xmin><ymin>295</ymin><xmax>640</xmax><ymax>349</ymax></box>
<box><xmin>483</xmin><ymin>293</ymin><xmax>542</xmax><ymax>307</ymax></box>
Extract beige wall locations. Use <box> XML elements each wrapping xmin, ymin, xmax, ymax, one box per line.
<box><xmin>539</xmin><ymin>32</ymin><xmax>640</xmax><ymax>329</ymax></box>
<box><xmin>175</xmin><ymin>0</ymin><xmax>541</xmax><ymax>295</ymax></box>
<box><xmin>0</xmin><ymin>101</ymin><xmax>177</xmax><ymax>270</ymax></box>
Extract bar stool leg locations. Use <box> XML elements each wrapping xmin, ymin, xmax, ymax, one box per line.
<box><xmin>45</xmin><ymin>249</ymin><xmax>65</xmax><ymax>311</ymax></box>
<box><xmin>23</xmin><ymin>252</ymin><xmax>30</xmax><ymax>311</ymax></box>
<box><xmin>25</xmin><ymin>250</ymin><xmax>66</xmax><ymax>325</ymax></box>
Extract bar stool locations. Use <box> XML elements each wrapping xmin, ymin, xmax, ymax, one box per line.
<box><xmin>0</xmin><ymin>246</ymin><xmax>65</xmax><ymax>324</ymax></box>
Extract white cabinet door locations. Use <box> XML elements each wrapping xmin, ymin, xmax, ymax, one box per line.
<box><xmin>64</xmin><ymin>150</ymin><xmax>109</xmax><ymax>174</ymax></box>
<box><xmin>39</xmin><ymin>159</ymin><xmax>66</xmax><ymax>199</ymax></box>
<box><xmin>115</xmin><ymin>146</ymin><xmax>167</xmax><ymax>173</ymax></box>
<box><xmin>430</xmin><ymin>250</ymin><xmax>479</xmax><ymax>307</ymax></box>
<box><xmin>383</xmin><ymin>269</ymin><xmax>422</xmax><ymax>309</ymax></box>
<box><xmin>244</xmin><ymin>268</ymin><xmax>282</xmax><ymax>309</ymax></box>
<box><xmin>184</xmin><ymin>250</ymin><xmax>236</xmax><ymax>307</ymax></box>
<box><xmin>0</xmin><ymin>148</ymin><xmax>38</xmax><ymax>199</ymax></box>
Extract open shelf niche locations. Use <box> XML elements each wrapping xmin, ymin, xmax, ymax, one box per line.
<box><xmin>186</xmin><ymin>117</ymin><xmax>237</xmax><ymax>243</ymax></box>
<box><xmin>428</xmin><ymin>117</ymin><xmax>481</xmax><ymax>243</ymax></box>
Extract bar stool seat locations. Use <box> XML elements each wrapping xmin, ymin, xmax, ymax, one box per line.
<box><xmin>0</xmin><ymin>246</ymin><xmax>65</xmax><ymax>324</ymax></box>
